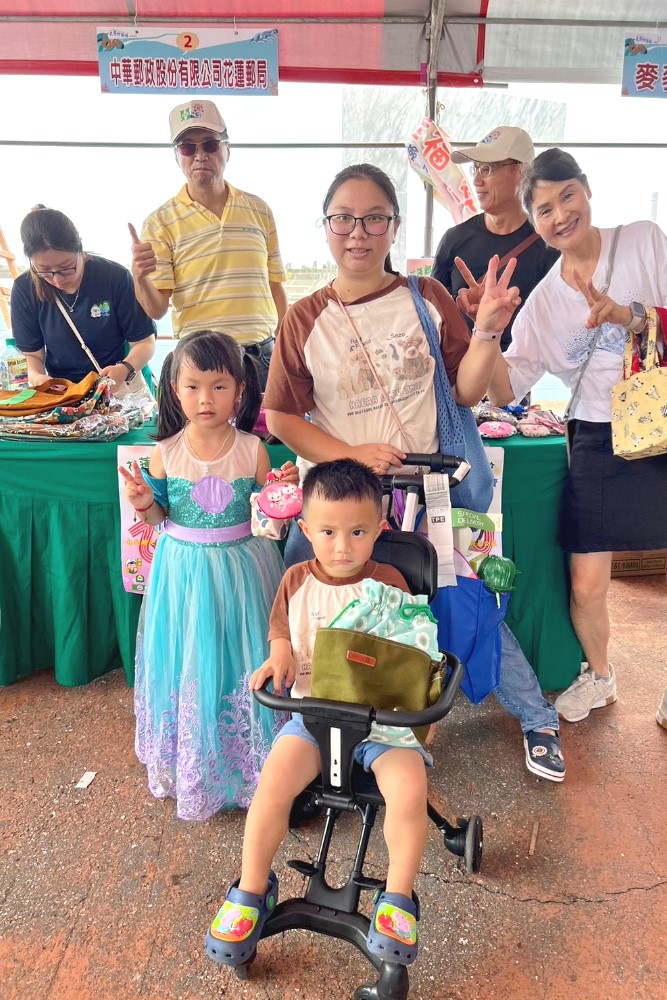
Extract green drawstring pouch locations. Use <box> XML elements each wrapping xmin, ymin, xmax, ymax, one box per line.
<box><xmin>310</xmin><ymin>627</ymin><xmax>442</xmax><ymax>746</ymax></box>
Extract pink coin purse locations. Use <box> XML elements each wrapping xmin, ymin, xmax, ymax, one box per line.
<box><xmin>251</xmin><ymin>471</ymin><xmax>303</xmax><ymax>541</ymax></box>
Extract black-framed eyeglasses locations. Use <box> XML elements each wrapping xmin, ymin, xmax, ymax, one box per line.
<box><xmin>469</xmin><ymin>160</ymin><xmax>518</xmax><ymax>178</ymax></box>
<box><xmin>324</xmin><ymin>214</ymin><xmax>396</xmax><ymax>236</ymax></box>
<box><xmin>30</xmin><ymin>257</ymin><xmax>80</xmax><ymax>280</ymax></box>
<box><xmin>175</xmin><ymin>138</ymin><xmax>226</xmax><ymax>157</ymax></box>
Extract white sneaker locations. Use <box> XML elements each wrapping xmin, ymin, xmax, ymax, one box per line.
<box><xmin>657</xmin><ymin>688</ymin><xmax>667</xmax><ymax>730</ymax></box>
<box><xmin>555</xmin><ymin>665</ymin><xmax>617</xmax><ymax>723</ymax></box>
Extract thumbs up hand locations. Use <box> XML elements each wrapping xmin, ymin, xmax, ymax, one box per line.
<box><xmin>128</xmin><ymin>222</ymin><xmax>157</xmax><ymax>280</ymax></box>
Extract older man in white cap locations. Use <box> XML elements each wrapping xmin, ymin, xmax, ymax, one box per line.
<box><xmin>432</xmin><ymin>125</ymin><xmax>558</xmax><ymax>351</ymax></box>
<box><xmin>130</xmin><ymin>99</ymin><xmax>287</xmax><ymax>387</ymax></box>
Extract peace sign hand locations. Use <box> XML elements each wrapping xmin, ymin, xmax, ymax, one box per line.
<box><xmin>572</xmin><ymin>270</ymin><xmax>633</xmax><ymax>330</ymax></box>
<box><xmin>475</xmin><ymin>255</ymin><xmax>522</xmax><ymax>336</ymax></box>
<box><xmin>454</xmin><ymin>256</ymin><xmax>484</xmax><ymax>319</ymax></box>
<box><xmin>119</xmin><ymin>460</ymin><xmax>155</xmax><ymax>512</ymax></box>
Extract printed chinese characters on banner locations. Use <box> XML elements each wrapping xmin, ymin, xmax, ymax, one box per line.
<box><xmin>622</xmin><ymin>33</ymin><xmax>667</xmax><ymax>98</ymax></box>
<box><xmin>98</xmin><ymin>27</ymin><xmax>278</xmax><ymax>95</ymax></box>
<box><xmin>407</xmin><ymin>118</ymin><xmax>479</xmax><ymax>225</ymax></box>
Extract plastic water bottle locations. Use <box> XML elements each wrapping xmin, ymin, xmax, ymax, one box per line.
<box><xmin>2</xmin><ymin>338</ymin><xmax>29</xmax><ymax>390</ymax></box>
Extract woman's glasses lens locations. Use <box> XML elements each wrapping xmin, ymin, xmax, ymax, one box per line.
<box><xmin>31</xmin><ymin>264</ymin><xmax>78</xmax><ymax>279</ymax></box>
<box><xmin>176</xmin><ymin>139</ymin><xmax>222</xmax><ymax>156</ymax></box>
<box><xmin>326</xmin><ymin>215</ymin><xmax>394</xmax><ymax>236</ymax></box>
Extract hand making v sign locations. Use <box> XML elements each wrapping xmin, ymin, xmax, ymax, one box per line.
<box><xmin>572</xmin><ymin>270</ymin><xmax>634</xmax><ymax>330</ymax></box>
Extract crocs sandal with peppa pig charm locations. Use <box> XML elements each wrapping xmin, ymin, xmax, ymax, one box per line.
<box><xmin>205</xmin><ymin>870</ymin><xmax>278</xmax><ymax>966</ymax></box>
<box><xmin>366</xmin><ymin>890</ymin><xmax>420</xmax><ymax>965</ymax></box>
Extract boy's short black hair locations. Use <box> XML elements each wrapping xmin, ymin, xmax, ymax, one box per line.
<box><xmin>301</xmin><ymin>459</ymin><xmax>383</xmax><ymax>514</ymax></box>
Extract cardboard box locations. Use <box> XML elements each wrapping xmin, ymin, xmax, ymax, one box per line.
<box><xmin>611</xmin><ymin>549</ymin><xmax>667</xmax><ymax>578</ymax></box>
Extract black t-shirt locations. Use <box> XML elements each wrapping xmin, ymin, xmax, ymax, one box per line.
<box><xmin>11</xmin><ymin>255</ymin><xmax>156</xmax><ymax>381</ymax></box>
<box><xmin>431</xmin><ymin>214</ymin><xmax>560</xmax><ymax>351</ymax></box>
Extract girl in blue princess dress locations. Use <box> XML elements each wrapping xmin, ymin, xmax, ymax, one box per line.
<box><xmin>120</xmin><ymin>330</ymin><xmax>293</xmax><ymax>820</ymax></box>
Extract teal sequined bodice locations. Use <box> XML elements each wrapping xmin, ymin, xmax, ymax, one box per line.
<box><xmin>167</xmin><ymin>474</ymin><xmax>257</xmax><ymax>529</ymax></box>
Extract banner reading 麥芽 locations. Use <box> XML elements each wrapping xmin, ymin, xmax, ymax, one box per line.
<box><xmin>622</xmin><ymin>33</ymin><xmax>667</xmax><ymax>98</ymax></box>
<box><xmin>97</xmin><ymin>27</ymin><xmax>278</xmax><ymax>96</ymax></box>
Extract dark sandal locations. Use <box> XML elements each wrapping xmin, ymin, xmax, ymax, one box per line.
<box><xmin>205</xmin><ymin>870</ymin><xmax>278</xmax><ymax>966</ymax></box>
<box><xmin>366</xmin><ymin>891</ymin><xmax>420</xmax><ymax>966</ymax></box>
<box><xmin>524</xmin><ymin>730</ymin><xmax>566</xmax><ymax>783</ymax></box>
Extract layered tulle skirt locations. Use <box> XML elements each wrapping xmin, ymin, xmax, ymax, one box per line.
<box><xmin>134</xmin><ymin>533</ymin><xmax>284</xmax><ymax>820</ymax></box>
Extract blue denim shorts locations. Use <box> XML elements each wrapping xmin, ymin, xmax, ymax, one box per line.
<box><xmin>275</xmin><ymin>714</ymin><xmax>431</xmax><ymax>770</ymax></box>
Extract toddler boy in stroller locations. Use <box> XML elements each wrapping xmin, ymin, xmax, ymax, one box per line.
<box><xmin>205</xmin><ymin>458</ymin><xmax>473</xmax><ymax>995</ymax></box>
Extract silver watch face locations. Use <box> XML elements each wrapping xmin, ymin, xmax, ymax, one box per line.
<box><xmin>631</xmin><ymin>301</ymin><xmax>645</xmax><ymax>320</ymax></box>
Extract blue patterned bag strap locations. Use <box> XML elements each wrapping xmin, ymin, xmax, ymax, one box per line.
<box><xmin>406</xmin><ymin>275</ymin><xmax>465</xmax><ymax>453</ymax></box>
<box><xmin>406</xmin><ymin>275</ymin><xmax>493</xmax><ymax>512</ymax></box>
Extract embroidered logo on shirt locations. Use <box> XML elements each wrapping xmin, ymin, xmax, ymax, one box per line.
<box><xmin>90</xmin><ymin>301</ymin><xmax>111</xmax><ymax>318</ymax></box>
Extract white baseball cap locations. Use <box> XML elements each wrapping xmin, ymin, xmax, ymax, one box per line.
<box><xmin>169</xmin><ymin>100</ymin><xmax>227</xmax><ymax>144</ymax></box>
<box><xmin>452</xmin><ymin>126</ymin><xmax>535</xmax><ymax>165</ymax></box>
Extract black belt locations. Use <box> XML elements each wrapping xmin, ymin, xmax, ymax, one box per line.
<box><xmin>244</xmin><ymin>337</ymin><xmax>274</xmax><ymax>359</ymax></box>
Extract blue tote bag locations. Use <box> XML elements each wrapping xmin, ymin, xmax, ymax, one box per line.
<box><xmin>431</xmin><ymin>577</ymin><xmax>509</xmax><ymax>704</ymax></box>
<box><xmin>407</xmin><ymin>276</ymin><xmax>493</xmax><ymax>513</ymax></box>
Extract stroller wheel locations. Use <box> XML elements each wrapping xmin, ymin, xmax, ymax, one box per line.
<box><xmin>234</xmin><ymin>950</ymin><xmax>257</xmax><ymax>981</ymax></box>
<box><xmin>464</xmin><ymin>815</ymin><xmax>483</xmax><ymax>873</ymax></box>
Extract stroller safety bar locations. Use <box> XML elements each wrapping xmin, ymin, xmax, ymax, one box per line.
<box><xmin>254</xmin><ymin>650</ymin><xmax>465</xmax><ymax>728</ymax></box>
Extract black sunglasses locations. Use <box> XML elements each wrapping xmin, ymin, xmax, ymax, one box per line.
<box><xmin>175</xmin><ymin>139</ymin><xmax>225</xmax><ymax>157</ymax></box>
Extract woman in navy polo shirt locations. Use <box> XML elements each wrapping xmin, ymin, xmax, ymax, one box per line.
<box><xmin>11</xmin><ymin>207</ymin><xmax>156</xmax><ymax>391</ymax></box>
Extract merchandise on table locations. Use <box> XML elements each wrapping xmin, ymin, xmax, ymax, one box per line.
<box><xmin>0</xmin><ymin>338</ymin><xmax>29</xmax><ymax>390</ymax></box>
<box><xmin>0</xmin><ymin>374</ymin><xmax>144</xmax><ymax>440</ymax></box>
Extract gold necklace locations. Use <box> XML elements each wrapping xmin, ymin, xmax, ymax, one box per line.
<box><xmin>185</xmin><ymin>424</ymin><xmax>234</xmax><ymax>474</ymax></box>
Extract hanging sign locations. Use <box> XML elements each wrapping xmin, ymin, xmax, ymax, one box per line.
<box><xmin>407</xmin><ymin>118</ymin><xmax>479</xmax><ymax>225</ymax></box>
<box><xmin>97</xmin><ymin>27</ymin><xmax>279</xmax><ymax>95</ymax></box>
<box><xmin>622</xmin><ymin>33</ymin><xmax>667</xmax><ymax>98</ymax></box>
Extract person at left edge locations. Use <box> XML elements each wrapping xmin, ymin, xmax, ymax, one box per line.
<box><xmin>10</xmin><ymin>206</ymin><xmax>156</xmax><ymax>391</ymax></box>
<box><xmin>130</xmin><ymin>99</ymin><xmax>288</xmax><ymax>390</ymax></box>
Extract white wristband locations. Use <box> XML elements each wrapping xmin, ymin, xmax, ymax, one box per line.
<box><xmin>472</xmin><ymin>326</ymin><xmax>501</xmax><ymax>342</ymax></box>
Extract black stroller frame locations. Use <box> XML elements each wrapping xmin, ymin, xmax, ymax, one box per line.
<box><xmin>238</xmin><ymin>455</ymin><xmax>483</xmax><ymax>1000</ymax></box>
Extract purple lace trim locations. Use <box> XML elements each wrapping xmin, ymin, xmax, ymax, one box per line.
<box><xmin>134</xmin><ymin>637</ymin><xmax>285</xmax><ymax>820</ymax></box>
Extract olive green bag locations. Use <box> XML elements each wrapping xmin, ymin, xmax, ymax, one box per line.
<box><xmin>310</xmin><ymin>628</ymin><xmax>443</xmax><ymax>746</ymax></box>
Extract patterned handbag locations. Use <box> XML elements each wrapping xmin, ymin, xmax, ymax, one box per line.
<box><xmin>610</xmin><ymin>306</ymin><xmax>667</xmax><ymax>460</ymax></box>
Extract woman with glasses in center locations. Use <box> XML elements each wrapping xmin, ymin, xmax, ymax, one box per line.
<box><xmin>262</xmin><ymin>162</ymin><xmax>567</xmax><ymax>784</ymax></box>
<box><xmin>10</xmin><ymin>206</ymin><xmax>156</xmax><ymax>391</ymax></box>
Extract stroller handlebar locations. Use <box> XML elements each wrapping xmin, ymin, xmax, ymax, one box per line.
<box><xmin>253</xmin><ymin>651</ymin><xmax>465</xmax><ymax>727</ymax></box>
<box><xmin>383</xmin><ymin>453</ymin><xmax>471</xmax><ymax>489</ymax></box>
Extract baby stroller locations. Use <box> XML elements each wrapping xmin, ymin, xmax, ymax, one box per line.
<box><xmin>237</xmin><ymin>455</ymin><xmax>482</xmax><ymax>1000</ymax></box>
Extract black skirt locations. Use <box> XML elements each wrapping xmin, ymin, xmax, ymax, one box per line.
<box><xmin>560</xmin><ymin>420</ymin><xmax>667</xmax><ymax>553</ymax></box>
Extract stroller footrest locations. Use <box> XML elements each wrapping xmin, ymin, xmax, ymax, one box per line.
<box><xmin>288</xmin><ymin>859</ymin><xmax>319</xmax><ymax>878</ymax></box>
<box><xmin>352</xmin><ymin>875</ymin><xmax>385</xmax><ymax>892</ymax></box>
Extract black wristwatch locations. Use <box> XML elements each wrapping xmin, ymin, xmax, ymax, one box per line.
<box><xmin>119</xmin><ymin>360</ymin><xmax>137</xmax><ymax>382</ymax></box>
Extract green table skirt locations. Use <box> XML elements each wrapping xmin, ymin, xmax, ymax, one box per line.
<box><xmin>0</xmin><ymin>426</ymin><xmax>152</xmax><ymax>688</ymax></box>
<box><xmin>497</xmin><ymin>435</ymin><xmax>582</xmax><ymax>691</ymax></box>
<box><xmin>0</xmin><ymin>430</ymin><xmax>581</xmax><ymax>692</ymax></box>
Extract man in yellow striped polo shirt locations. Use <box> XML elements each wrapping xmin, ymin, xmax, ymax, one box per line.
<box><xmin>130</xmin><ymin>99</ymin><xmax>287</xmax><ymax>389</ymax></box>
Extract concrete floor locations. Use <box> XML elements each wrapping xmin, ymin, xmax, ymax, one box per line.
<box><xmin>1</xmin><ymin>574</ymin><xmax>666</xmax><ymax>1000</ymax></box>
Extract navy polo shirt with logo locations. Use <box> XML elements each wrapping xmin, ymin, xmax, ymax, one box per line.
<box><xmin>10</xmin><ymin>255</ymin><xmax>156</xmax><ymax>381</ymax></box>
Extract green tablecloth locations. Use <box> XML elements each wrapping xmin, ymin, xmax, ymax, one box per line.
<box><xmin>0</xmin><ymin>429</ymin><xmax>580</xmax><ymax>691</ymax></box>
